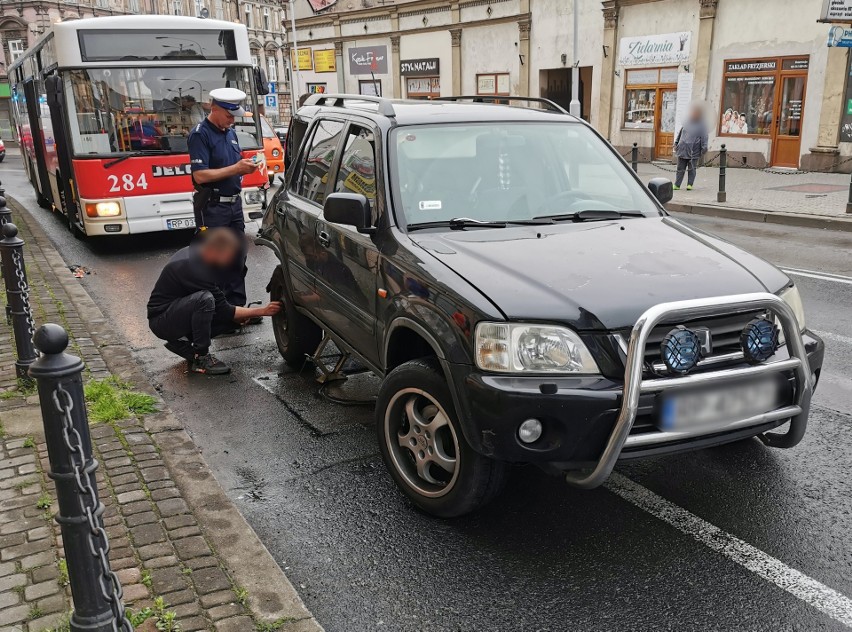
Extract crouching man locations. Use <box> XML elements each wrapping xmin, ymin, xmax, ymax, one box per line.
<box><xmin>147</xmin><ymin>228</ymin><xmax>281</xmax><ymax>375</ymax></box>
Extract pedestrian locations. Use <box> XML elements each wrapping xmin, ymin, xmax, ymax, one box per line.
<box><xmin>673</xmin><ymin>103</ymin><xmax>709</xmax><ymax>191</ymax></box>
<box><xmin>147</xmin><ymin>228</ymin><xmax>282</xmax><ymax>375</ymax></box>
<box><xmin>187</xmin><ymin>87</ymin><xmax>258</xmax><ymax>309</ymax></box>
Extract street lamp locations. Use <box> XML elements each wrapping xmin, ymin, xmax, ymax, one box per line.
<box><xmin>569</xmin><ymin>5</ymin><xmax>581</xmax><ymax>118</ymax></box>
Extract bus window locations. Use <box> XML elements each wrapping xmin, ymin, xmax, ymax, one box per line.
<box><xmin>65</xmin><ymin>66</ymin><xmax>261</xmax><ymax>156</ymax></box>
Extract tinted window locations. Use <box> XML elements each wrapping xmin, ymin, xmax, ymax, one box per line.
<box><xmin>295</xmin><ymin>119</ymin><xmax>344</xmax><ymax>205</ymax></box>
<box><xmin>78</xmin><ymin>29</ymin><xmax>237</xmax><ymax>62</ymax></box>
<box><xmin>334</xmin><ymin>126</ymin><xmax>377</xmax><ymax>222</ymax></box>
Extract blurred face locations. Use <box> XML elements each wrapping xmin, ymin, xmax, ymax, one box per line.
<box><xmin>209</xmin><ymin>103</ymin><xmax>235</xmax><ymax>130</ymax></box>
<box><xmin>200</xmin><ymin>242</ymin><xmax>238</xmax><ymax>268</ymax></box>
<box><xmin>690</xmin><ymin>107</ymin><xmax>702</xmax><ymax>122</ymax></box>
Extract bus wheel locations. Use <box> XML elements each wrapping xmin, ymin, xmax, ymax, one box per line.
<box><xmin>37</xmin><ymin>194</ymin><xmax>51</xmax><ymax>210</ymax></box>
<box><xmin>67</xmin><ymin>214</ymin><xmax>86</xmax><ymax>240</ymax></box>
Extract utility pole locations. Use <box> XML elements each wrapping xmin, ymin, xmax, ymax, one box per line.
<box><xmin>289</xmin><ymin>0</ymin><xmax>302</xmax><ymax>112</ymax></box>
<box><xmin>569</xmin><ymin>3</ymin><xmax>581</xmax><ymax>118</ymax></box>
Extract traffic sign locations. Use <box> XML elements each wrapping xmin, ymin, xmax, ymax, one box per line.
<box><xmin>268</xmin><ymin>81</ymin><xmax>276</xmax><ymax>94</ymax></box>
<box><xmin>265</xmin><ymin>94</ymin><xmax>278</xmax><ymax>109</ymax></box>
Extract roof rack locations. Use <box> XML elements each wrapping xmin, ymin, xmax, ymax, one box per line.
<box><xmin>303</xmin><ymin>93</ymin><xmax>396</xmax><ymax>117</ymax></box>
<box><xmin>430</xmin><ymin>95</ymin><xmax>568</xmax><ymax>114</ymax></box>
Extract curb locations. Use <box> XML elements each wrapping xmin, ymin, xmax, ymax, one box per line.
<box><xmin>9</xmin><ymin>197</ymin><xmax>323</xmax><ymax>632</ymax></box>
<box><xmin>666</xmin><ymin>201</ymin><xmax>852</xmax><ymax>232</ymax></box>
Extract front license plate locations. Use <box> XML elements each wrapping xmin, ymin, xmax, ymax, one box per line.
<box><xmin>166</xmin><ymin>217</ymin><xmax>196</xmax><ymax>230</ymax></box>
<box><xmin>659</xmin><ymin>377</ymin><xmax>782</xmax><ymax>431</ymax></box>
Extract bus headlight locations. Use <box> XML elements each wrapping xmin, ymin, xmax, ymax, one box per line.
<box><xmin>85</xmin><ymin>201</ymin><xmax>122</xmax><ymax>217</ymax></box>
<box><xmin>244</xmin><ymin>190</ymin><xmax>265</xmax><ymax>205</ymax></box>
<box><xmin>475</xmin><ymin>322</ymin><xmax>600</xmax><ymax>374</ymax></box>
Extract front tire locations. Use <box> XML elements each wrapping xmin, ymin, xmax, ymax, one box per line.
<box><xmin>268</xmin><ymin>268</ymin><xmax>322</xmax><ymax>368</ymax></box>
<box><xmin>377</xmin><ymin>358</ymin><xmax>507</xmax><ymax>518</ymax></box>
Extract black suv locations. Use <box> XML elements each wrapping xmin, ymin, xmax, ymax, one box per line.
<box><xmin>258</xmin><ymin>94</ymin><xmax>824</xmax><ymax>518</ymax></box>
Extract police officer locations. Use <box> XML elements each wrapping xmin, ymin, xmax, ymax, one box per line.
<box><xmin>187</xmin><ymin>87</ymin><xmax>258</xmax><ymax>308</ymax></box>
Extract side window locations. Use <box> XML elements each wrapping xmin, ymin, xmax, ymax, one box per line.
<box><xmin>334</xmin><ymin>125</ymin><xmax>377</xmax><ymax>223</ymax></box>
<box><xmin>294</xmin><ymin>119</ymin><xmax>344</xmax><ymax>205</ymax></box>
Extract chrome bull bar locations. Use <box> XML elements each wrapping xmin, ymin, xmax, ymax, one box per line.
<box><xmin>565</xmin><ymin>292</ymin><xmax>813</xmax><ymax>490</ymax></box>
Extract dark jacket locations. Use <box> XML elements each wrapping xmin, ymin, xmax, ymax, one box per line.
<box><xmin>675</xmin><ymin>119</ymin><xmax>709</xmax><ymax>160</ymax></box>
<box><xmin>147</xmin><ymin>245</ymin><xmax>236</xmax><ymax>322</ymax></box>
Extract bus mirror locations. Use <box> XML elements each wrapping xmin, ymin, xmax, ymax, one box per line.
<box><xmin>44</xmin><ymin>75</ymin><xmax>64</xmax><ymax>108</ymax></box>
<box><xmin>255</xmin><ymin>68</ymin><xmax>269</xmax><ymax>96</ymax></box>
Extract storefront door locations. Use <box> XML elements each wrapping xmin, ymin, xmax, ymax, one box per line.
<box><xmin>771</xmin><ymin>75</ymin><xmax>806</xmax><ymax>168</ymax></box>
<box><xmin>656</xmin><ymin>89</ymin><xmax>677</xmax><ymax>159</ymax></box>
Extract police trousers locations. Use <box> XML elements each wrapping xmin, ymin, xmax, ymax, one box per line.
<box><xmin>149</xmin><ymin>291</ymin><xmax>235</xmax><ymax>355</ymax></box>
<box><xmin>193</xmin><ymin>195</ymin><xmax>248</xmax><ymax>307</ymax></box>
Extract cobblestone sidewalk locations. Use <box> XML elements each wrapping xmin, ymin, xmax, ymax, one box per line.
<box><xmin>0</xmin><ymin>203</ymin><xmax>320</xmax><ymax>630</ymax></box>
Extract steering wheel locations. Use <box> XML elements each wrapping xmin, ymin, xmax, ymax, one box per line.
<box><xmin>534</xmin><ymin>190</ymin><xmax>617</xmax><ymax>215</ymax></box>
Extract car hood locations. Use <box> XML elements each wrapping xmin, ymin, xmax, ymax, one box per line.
<box><xmin>411</xmin><ymin>216</ymin><xmax>790</xmax><ymax>330</ymax></box>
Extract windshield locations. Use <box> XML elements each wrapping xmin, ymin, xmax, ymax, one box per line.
<box><xmin>392</xmin><ymin>123</ymin><xmax>659</xmax><ymax>226</ymax></box>
<box><xmin>65</xmin><ymin>66</ymin><xmax>261</xmax><ymax>156</ymax></box>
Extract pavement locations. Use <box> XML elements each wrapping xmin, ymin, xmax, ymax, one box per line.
<box><xmin>2</xmin><ymin>152</ymin><xmax>852</xmax><ymax>631</ymax></box>
<box><xmin>0</xmin><ymin>190</ymin><xmax>321</xmax><ymax>630</ymax></box>
<box><xmin>637</xmin><ymin>161</ymin><xmax>852</xmax><ymax>231</ymax></box>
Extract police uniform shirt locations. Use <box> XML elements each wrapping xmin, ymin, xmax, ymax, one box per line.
<box><xmin>187</xmin><ymin>118</ymin><xmax>243</xmax><ymax>196</ymax></box>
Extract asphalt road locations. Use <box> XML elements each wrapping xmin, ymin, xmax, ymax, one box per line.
<box><xmin>4</xmin><ymin>153</ymin><xmax>852</xmax><ymax>631</ymax></box>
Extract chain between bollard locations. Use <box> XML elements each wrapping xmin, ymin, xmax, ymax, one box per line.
<box><xmin>52</xmin><ymin>385</ymin><xmax>132</xmax><ymax>632</ymax></box>
<box><xmin>1</xmin><ymin>223</ymin><xmax>38</xmax><ymax>378</ymax></box>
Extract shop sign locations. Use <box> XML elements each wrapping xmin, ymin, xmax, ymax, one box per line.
<box><xmin>349</xmin><ymin>46</ymin><xmax>388</xmax><ymax>75</ymax></box>
<box><xmin>617</xmin><ymin>32</ymin><xmax>691</xmax><ymax>67</ymax></box>
<box><xmin>820</xmin><ymin>0</ymin><xmax>852</xmax><ymax>22</ymax></box>
<box><xmin>828</xmin><ymin>26</ymin><xmax>852</xmax><ymax>47</ymax></box>
<box><xmin>782</xmin><ymin>58</ymin><xmax>810</xmax><ymax>71</ymax></box>
<box><xmin>307</xmin><ymin>0</ymin><xmax>338</xmax><ymax>13</ymax></box>
<box><xmin>313</xmin><ymin>49</ymin><xmax>336</xmax><ymax>72</ymax></box>
<box><xmin>725</xmin><ymin>60</ymin><xmax>777</xmax><ymax>73</ymax></box>
<box><xmin>840</xmin><ymin>53</ymin><xmax>852</xmax><ymax>142</ymax></box>
<box><xmin>290</xmin><ymin>47</ymin><xmax>313</xmax><ymax>71</ymax></box>
<box><xmin>307</xmin><ymin>83</ymin><xmax>327</xmax><ymax>94</ymax></box>
<box><xmin>400</xmin><ymin>58</ymin><xmax>440</xmax><ymax>76</ymax></box>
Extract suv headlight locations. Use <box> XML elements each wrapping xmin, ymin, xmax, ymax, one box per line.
<box><xmin>779</xmin><ymin>284</ymin><xmax>806</xmax><ymax>333</ymax></box>
<box><xmin>475</xmin><ymin>323</ymin><xmax>600</xmax><ymax>374</ymax></box>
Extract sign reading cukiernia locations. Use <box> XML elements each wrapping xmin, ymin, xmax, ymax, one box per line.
<box><xmin>820</xmin><ymin>0</ymin><xmax>852</xmax><ymax>22</ymax></box>
<box><xmin>617</xmin><ymin>32</ymin><xmax>691</xmax><ymax>67</ymax></box>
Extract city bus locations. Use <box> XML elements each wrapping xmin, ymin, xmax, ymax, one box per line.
<box><xmin>9</xmin><ymin>15</ymin><xmax>269</xmax><ymax>237</ymax></box>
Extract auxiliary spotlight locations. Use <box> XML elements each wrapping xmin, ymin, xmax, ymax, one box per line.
<box><xmin>741</xmin><ymin>318</ymin><xmax>779</xmax><ymax>364</ymax></box>
<box><xmin>660</xmin><ymin>326</ymin><xmax>702</xmax><ymax>374</ymax></box>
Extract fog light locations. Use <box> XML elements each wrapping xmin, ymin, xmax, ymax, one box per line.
<box><xmin>103</xmin><ymin>224</ymin><xmax>122</xmax><ymax>233</ymax></box>
<box><xmin>518</xmin><ymin>419</ymin><xmax>543</xmax><ymax>444</ymax></box>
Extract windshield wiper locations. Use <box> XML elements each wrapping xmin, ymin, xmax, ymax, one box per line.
<box><xmin>104</xmin><ymin>150</ymin><xmax>168</xmax><ymax>169</ymax></box>
<box><xmin>407</xmin><ymin>217</ymin><xmax>554</xmax><ymax>232</ymax></box>
<box><xmin>533</xmin><ymin>209</ymin><xmax>646</xmax><ymax>223</ymax></box>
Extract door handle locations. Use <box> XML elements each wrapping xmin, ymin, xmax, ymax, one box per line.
<box><xmin>318</xmin><ymin>230</ymin><xmax>331</xmax><ymax>248</ymax></box>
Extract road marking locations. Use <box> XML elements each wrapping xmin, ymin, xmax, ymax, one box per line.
<box><xmin>606</xmin><ymin>473</ymin><xmax>852</xmax><ymax>628</ymax></box>
<box><xmin>782</xmin><ymin>268</ymin><xmax>852</xmax><ymax>285</ymax></box>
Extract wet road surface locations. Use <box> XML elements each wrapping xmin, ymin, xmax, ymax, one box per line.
<box><xmin>4</xmin><ymin>154</ymin><xmax>852</xmax><ymax>631</ymax></box>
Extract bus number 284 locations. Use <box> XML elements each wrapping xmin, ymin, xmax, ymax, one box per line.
<box><xmin>107</xmin><ymin>173</ymin><xmax>149</xmax><ymax>193</ymax></box>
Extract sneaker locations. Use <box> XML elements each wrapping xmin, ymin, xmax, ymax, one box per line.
<box><xmin>686</xmin><ymin>185</ymin><xmax>693</xmax><ymax>190</ymax></box>
<box><xmin>673</xmin><ymin>185</ymin><xmax>680</xmax><ymax>190</ymax></box>
<box><xmin>164</xmin><ymin>340</ymin><xmax>194</xmax><ymax>361</ymax></box>
<box><xmin>189</xmin><ymin>353</ymin><xmax>231</xmax><ymax>375</ymax></box>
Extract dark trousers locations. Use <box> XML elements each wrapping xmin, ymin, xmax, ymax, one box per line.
<box><xmin>675</xmin><ymin>158</ymin><xmax>697</xmax><ymax>187</ymax></box>
<box><xmin>149</xmin><ymin>291</ymin><xmax>234</xmax><ymax>355</ymax></box>
<box><xmin>193</xmin><ymin>196</ymin><xmax>247</xmax><ymax>306</ymax></box>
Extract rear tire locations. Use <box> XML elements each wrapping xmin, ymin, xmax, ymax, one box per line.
<box><xmin>268</xmin><ymin>267</ymin><xmax>322</xmax><ymax>368</ymax></box>
<box><xmin>376</xmin><ymin>358</ymin><xmax>507</xmax><ymax>518</ymax></box>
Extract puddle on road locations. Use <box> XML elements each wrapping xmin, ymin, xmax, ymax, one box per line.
<box><xmin>253</xmin><ymin>369</ymin><xmax>379</xmax><ymax>436</ymax></box>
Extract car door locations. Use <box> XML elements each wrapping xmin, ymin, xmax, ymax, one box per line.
<box><xmin>313</xmin><ymin>121</ymin><xmax>381</xmax><ymax>365</ymax></box>
<box><xmin>280</xmin><ymin>118</ymin><xmax>346</xmax><ymax>307</ymax></box>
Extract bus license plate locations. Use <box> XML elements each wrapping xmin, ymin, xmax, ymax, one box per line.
<box><xmin>659</xmin><ymin>377</ymin><xmax>781</xmax><ymax>431</ymax></box>
<box><xmin>166</xmin><ymin>218</ymin><xmax>196</xmax><ymax>230</ymax></box>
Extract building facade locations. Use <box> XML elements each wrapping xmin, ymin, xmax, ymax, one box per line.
<box><xmin>284</xmin><ymin>0</ymin><xmax>848</xmax><ymax>171</ymax></box>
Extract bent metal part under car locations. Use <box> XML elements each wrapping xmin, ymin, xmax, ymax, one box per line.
<box><xmin>257</xmin><ymin>94</ymin><xmax>824</xmax><ymax>518</ymax></box>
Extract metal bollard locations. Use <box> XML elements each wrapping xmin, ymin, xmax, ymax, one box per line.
<box><xmin>631</xmin><ymin>142</ymin><xmax>639</xmax><ymax>173</ymax></box>
<box><xmin>29</xmin><ymin>324</ymin><xmax>132</xmax><ymax>632</ymax></box>
<box><xmin>1</xmin><ymin>223</ymin><xmax>38</xmax><ymax>379</ymax></box>
<box><xmin>717</xmin><ymin>144</ymin><xmax>727</xmax><ymax>203</ymax></box>
<box><xmin>0</xmin><ymin>181</ymin><xmax>10</xmax><ymax>226</ymax></box>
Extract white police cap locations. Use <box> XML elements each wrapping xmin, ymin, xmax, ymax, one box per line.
<box><xmin>210</xmin><ymin>87</ymin><xmax>248</xmax><ymax>117</ymax></box>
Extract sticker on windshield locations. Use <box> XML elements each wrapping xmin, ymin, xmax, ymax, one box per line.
<box><xmin>419</xmin><ymin>200</ymin><xmax>442</xmax><ymax>211</ymax></box>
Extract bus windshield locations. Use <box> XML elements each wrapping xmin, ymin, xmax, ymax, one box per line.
<box><xmin>65</xmin><ymin>66</ymin><xmax>261</xmax><ymax>156</ymax></box>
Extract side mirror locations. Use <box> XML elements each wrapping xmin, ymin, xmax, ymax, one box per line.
<box><xmin>323</xmin><ymin>193</ymin><xmax>374</xmax><ymax>234</ymax></box>
<box><xmin>648</xmin><ymin>177</ymin><xmax>673</xmax><ymax>205</ymax></box>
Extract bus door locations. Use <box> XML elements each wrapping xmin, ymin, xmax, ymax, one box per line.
<box><xmin>45</xmin><ymin>74</ymin><xmax>80</xmax><ymax>227</ymax></box>
<box><xmin>22</xmin><ymin>79</ymin><xmax>53</xmax><ymax>209</ymax></box>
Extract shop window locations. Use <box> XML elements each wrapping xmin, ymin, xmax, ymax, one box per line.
<box><xmin>476</xmin><ymin>73</ymin><xmax>510</xmax><ymax>96</ymax></box>
<box><xmin>406</xmin><ymin>77</ymin><xmax>439</xmax><ymax>100</ymax></box>
<box><xmin>622</xmin><ymin>67</ymin><xmax>677</xmax><ymax>130</ymax></box>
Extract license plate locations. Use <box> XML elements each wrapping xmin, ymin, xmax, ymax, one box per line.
<box><xmin>659</xmin><ymin>378</ymin><xmax>782</xmax><ymax>431</ymax></box>
<box><xmin>166</xmin><ymin>217</ymin><xmax>196</xmax><ymax>230</ymax></box>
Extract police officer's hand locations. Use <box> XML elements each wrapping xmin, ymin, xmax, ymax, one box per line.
<box><xmin>234</xmin><ymin>158</ymin><xmax>259</xmax><ymax>175</ymax></box>
<box><xmin>260</xmin><ymin>301</ymin><xmax>282</xmax><ymax>316</ymax></box>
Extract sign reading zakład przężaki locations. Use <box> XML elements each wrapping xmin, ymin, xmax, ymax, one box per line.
<box><xmin>820</xmin><ymin>0</ymin><xmax>852</xmax><ymax>22</ymax></box>
<box><xmin>618</xmin><ymin>32</ymin><xmax>691</xmax><ymax>67</ymax></box>
<box><xmin>400</xmin><ymin>58</ymin><xmax>440</xmax><ymax>76</ymax></box>
<box><xmin>348</xmin><ymin>46</ymin><xmax>389</xmax><ymax>75</ymax></box>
